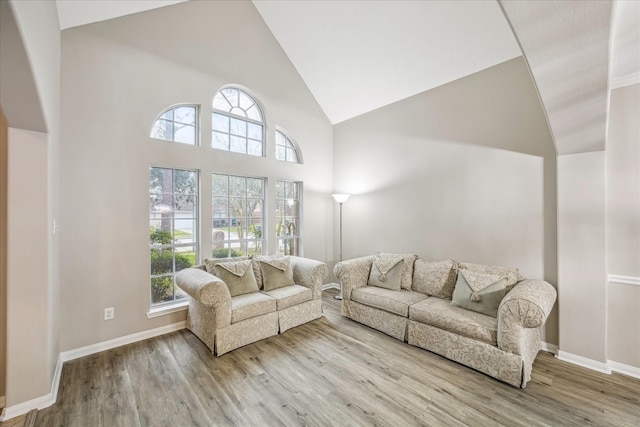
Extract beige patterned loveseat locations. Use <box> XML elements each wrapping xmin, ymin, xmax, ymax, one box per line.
<box><xmin>176</xmin><ymin>255</ymin><xmax>328</xmax><ymax>355</ymax></box>
<box><xmin>334</xmin><ymin>255</ymin><xmax>557</xmax><ymax>388</ymax></box>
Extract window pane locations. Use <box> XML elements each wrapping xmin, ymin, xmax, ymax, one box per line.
<box><xmin>230</xmin><ymin>135</ymin><xmax>246</xmax><ymax>153</ymax></box>
<box><xmin>230</xmin><ymin>118</ymin><xmax>247</xmax><ymax>137</ymax></box>
<box><xmin>174</xmin><ymin>170</ymin><xmax>197</xmax><ymax>195</ymax></box>
<box><xmin>286</xmin><ymin>182</ymin><xmax>298</xmax><ymax>199</ymax></box>
<box><xmin>175</xmin><ymin>194</ymin><xmax>196</xmax><ymax>218</ymax></box>
<box><xmin>246</xmin><ymin>105</ymin><xmax>262</xmax><ymax>121</ymax></box>
<box><xmin>150</xmin><ymin>167</ymin><xmax>172</xmax><ymax>193</ymax></box>
<box><xmin>150</xmin><ymin>226</ymin><xmax>172</xmax><ymax>245</ymax></box>
<box><xmin>213</xmin><ymin>93</ymin><xmax>231</xmax><ymax>112</ymax></box>
<box><xmin>151</xmin><ymin>249</ymin><xmax>173</xmax><ymax>275</ymax></box>
<box><xmin>151</xmin><ymin>119</ymin><xmax>173</xmax><ymax>140</ymax></box>
<box><xmin>151</xmin><ymin>276</ymin><xmax>175</xmax><ymax>304</ymax></box>
<box><xmin>222</xmin><ymin>88</ymin><xmax>239</xmax><ymax>107</ymax></box>
<box><xmin>276</xmin><ymin>182</ymin><xmax>285</xmax><ymax>199</ymax></box>
<box><xmin>246</xmin><ymin>178</ymin><xmax>263</xmax><ymax>198</ymax></box>
<box><xmin>212</xmin><ymin>113</ymin><xmax>229</xmax><ymax>132</ymax></box>
<box><xmin>174</xmin><ymin>124</ymin><xmax>195</xmax><ymax>145</ymax></box>
<box><xmin>175</xmin><ymin>219</ymin><xmax>196</xmax><ymax>244</ymax></box>
<box><xmin>239</xmin><ymin>91</ymin><xmax>254</xmax><ymax>110</ymax></box>
<box><xmin>160</xmin><ymin>110</ymin><xmax>173</xmax><ymax>120</ymax></box>
<box><xmin>247</xmin><ymin>139</ymin><xmax>262</xmax><ymax>157</ymax></box>
<box><xmin>229</xmin><ymin>176</ymin><xmax>245</xmax><ymax>197</ymax></box>
<box><xmin>247</xmin><ymin>240</ymin><xmax>262</xmax><ymax>257</ymax></box>
<box><xmin>286</xmin><ymin>148</ymin><xmax>298</xmax><ymax>162</ymax></box>
<box><xmin>212</xmin><ymin>174</ymin><xmax>228</xmax><ymax>196</ymax></box>
<box><xmin>212</xmin><ymin>197</ymin><xmax>230</xmax><ymax>229</ymax></box>
<box><xmin>247</xmin><ymin>123</ymin><xmax>262</xmax><ymax>140</ymax></box>
<box><xmin>175</xmin><ymin>246</ymin><xmax>196</xmax><ymax>271</ymax></box>
<box><xmin>275</xmin><ymin>130</ymin><xmax>286</xmax><ymax>146</ymax></box>
<box><xmin>174</xmin><ymin>106</ymin><xmax>196</xmax><ymax>125</ymax></box>
<box><xmin>213</xmin><ymin>132</ymin><xmax>230</xmax><ymax>150</ymax></box>
<box><xmin>230</xmin><ymin>198</ymin><xmax>247</xmax><ymax>220</ymax></box>
<box><xmin>276</xmin><ymin>145</ymin><xmax>286</xmax><ymax>161</ymax></box>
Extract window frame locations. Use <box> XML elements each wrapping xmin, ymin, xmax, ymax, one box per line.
<box><xmin>275</xmin><ymin>129</ymin><xmax>303</xmax><ymax>164</ymax></box>
<box><xmin>211</xmin><ymin>173</ymin><xmax>266</xmax><ymax>258</ymax></box>
<box><xmin>212</xmin><ymin>86</ymin><xmax>266</xmax><ymax>157</ymax></box>
<box><xmin>275</xmin><ymin>180</ymin><xmax>302</xmax><ymax>256</ymax></box>
<box><xmin>150</xmin><ymin>104</ymin><xmax>199</xmax><ymax>146</ymax></box>
<box><xmin>149</xmin><ymin>166</ymin><xmax>200</xmax><ymax>308</ymax></box>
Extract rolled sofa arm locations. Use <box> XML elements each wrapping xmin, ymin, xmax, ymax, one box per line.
<box><xmin>175</xmin><ymin>268</ymin><xmax>232</xmax><ymax>329</ymax></box>
<box><xmin>334</xmin><ymin>255</ymin><xmax>375</xmax><ymax>300</ymax></box>
<box><xmin>289</xmin><ymin>256</ymin><xmax>328</xmax><ymax>299</ymax></box>
<box><xmin>497</xmin><ymin>279</ymin><xmax>557</xmax><ymax>355</ymax></box>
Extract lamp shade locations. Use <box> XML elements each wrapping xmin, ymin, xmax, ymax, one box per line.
<box><xmin>332</xmin><ymin>193</ymin><xmax>351</xmax><ymax>204</ymax></box>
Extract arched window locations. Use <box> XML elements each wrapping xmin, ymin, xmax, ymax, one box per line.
<box><xmin>150</xmin><ymin>105</ymin><xmax>198</xmax><ymax>145</ymax></box>
<box><xmin>212</xmin><ymin>87</ymin><xmax>264</xmax><ymax>156</ymax></box>
<box><xmin>275</xmin><ymin>129</ymin><xmax>302</xmax><ymax>164</ymax></box>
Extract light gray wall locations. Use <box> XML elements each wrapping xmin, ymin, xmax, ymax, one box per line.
<box><xmin>333</xmin><ymin>57</ymin><xmax>558</xmax><ymax>343</ymax></box>
<box><xmin>2</xmin><ymin>0</ymin><xmax>60</xmax><ymax>408</ymax></box>
<box><xmin>557</xmin><ymin>151</ymin><xmax>607</xmax><ymax>363</ymax></box>
<box><xmin>606</xmin><ymin>83</ymin><xmax>640</xmax><ymax>368</ymax></box>
<box><xmin>59</xmin><ymin>1</ymin><xmax>333</xmax><ymax>352</ymax></box>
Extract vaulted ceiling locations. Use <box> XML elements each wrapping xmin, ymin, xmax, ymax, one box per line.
<box><xmin>54</xmin><ymin>0</ymin><xmax>640</xmax><ymax>155</ymax></box>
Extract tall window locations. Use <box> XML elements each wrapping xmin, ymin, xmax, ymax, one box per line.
<box><xmin>275</xmin><ymin>130</ymin><xmax>301</xmax><ymax>164</ymax></box>
<box><xmin>212</xmin><ymin>174</ymin><xmax>265</xmax><ymax>258</ymax></box>
<box><xmin>275</xmin><ymin>180</ymin><xmax>301</xmax><ymax>256</ymax></box>
<box><xmin>149</xmin><ymin>167</ymin><xmax>198</xmax><ymax>305</ymax></box>
<box><xmin>212</xmin><ymin>87</ymin><xmax>264</xmax><ymax>156</ymax></box>
<box><xmin>150</xmin><ymin>105</ymin><xmax>198</xmax><ymax>145</ymax></box>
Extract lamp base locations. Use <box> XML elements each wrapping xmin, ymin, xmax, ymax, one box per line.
<box><xmin>333</xmin><ymin>295</ymin><xmax>343</xmax><ymax>300</ymax></box>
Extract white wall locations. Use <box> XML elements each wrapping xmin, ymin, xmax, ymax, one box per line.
<box><xmin>59</xmin><ymin>1</ymin><xmax>333</xmax><ymax>352</ymax></box>
<box><xmin>1</xmin><ymin>0</ymin><xmax>60</xmax><ymax>411</ymax></box>
<box><xmin>333</xmin><ymin>57</ymin><xmax>556</xmax><ymax>340</ymax></box>
<box><xmin>606</xmin><ymin>83</ymin><xmax>640</xmax><ymax>369</ymax></box>
<box><xmin>557</xmin><ymin>152</ymin><xmax>607</xmax><ymax>365</ymax></box>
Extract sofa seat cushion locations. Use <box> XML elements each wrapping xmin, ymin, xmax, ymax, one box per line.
<box><xmin>263</xmin><ymin>284</ymin><xmax>312</xmax><ymax>310</ymax></box>
<box><xmin>409</xmin><ymin>297</ymin><xmax>497</xmax><ymax>346</ymax></box>
<box><xmin>231</xmin><ymin>292</ymin><xmax>277</xmax><ymax>324</ymax></box>
<box><xmin>351</xmin><ymin>286</ymin><xmax>427</xmax><ymax>317</ymax></box>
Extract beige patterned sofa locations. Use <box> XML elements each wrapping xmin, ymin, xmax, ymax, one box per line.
<box><xmin>334</xmin><ymin>254</ymin><xmax>557</xmax><ymax>388</ymax></box>
<box><xmin>176</xmin><ymin>255</ymin><xmax>328</xmax><ymax>355</ymax></box>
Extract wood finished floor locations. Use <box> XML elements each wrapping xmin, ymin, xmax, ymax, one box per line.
<box><xmin>30</xmin><ymin>289</ymin><xmax>640</xmax><ymax>426</ymax></box>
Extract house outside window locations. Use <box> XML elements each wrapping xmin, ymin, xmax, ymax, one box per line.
<box><xmin>149</xmin><ymin>167</ymin><xmax>198</xmax><ymax>305</ymax></box>
<box><xmin>212</xmin><ymin>173</ymin><xmax>265</xmax><ymax>258</ymax></box>
<box><xmin>275</xmin><ymin>180</ymin><xmax>301</xmax><ymax>256</ymax></box>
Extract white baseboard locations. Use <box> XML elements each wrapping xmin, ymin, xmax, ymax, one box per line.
<box><xmin>0</xmin><ymin>354</ymin><xmax>62</xmax><ymax>421</ymax></box>
<box><xmin>607</xmin><ymin>274</ymin><xmax>640</xmax><ymax>286</ymax></box>
<box><xmin>0</xmin><ymin>321</ymin><xmax>186</xmax><ymax>421</ymax></box>
<box><xmin>540</xmin><ymin>341</ymin><xmax>558</xmax><ymax>354</ymax></box>
<box><xmin>557</xmin><ymin>350</ymin><xmax>611</xmax><ymax>374</ymax></box>
<box><xmin>608</xmin><ymin>360</ymin><xmax>640</xmax><ymax>379</ymax></box>
<box><xmin>61</xmin><ymin>321</ymin><xmax>186</xmax><ymax>362</ymax></box>
<box><xmin>321</xmin><ymin>282</ymin><xmax>340</xmax><ymax>291</ymax></box>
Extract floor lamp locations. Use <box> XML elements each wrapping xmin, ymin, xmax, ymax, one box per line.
<box><xmin>332</xmin><ymin>193</ymin><xmax>350</xmax><ymax>300</ymax></box>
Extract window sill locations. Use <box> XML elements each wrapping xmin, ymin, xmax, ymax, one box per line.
<box><xmin>146</xmin><ymin>300</ymin><xmax>189</xmax><ymax>319</ymax></box>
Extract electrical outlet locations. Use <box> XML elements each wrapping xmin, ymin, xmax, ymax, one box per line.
<box><xmin>104</xmin><ymin>307</ymin><xmax>114</xmax><ymax>320</ymax></box>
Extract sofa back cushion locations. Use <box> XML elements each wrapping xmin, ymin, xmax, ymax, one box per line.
<box><xmin>368</xmin><ymin>256</ymin><xmax>404</xmax><ymax>290</ymax></box>
<box><xmin>450</xmin><ymin>270</ymin><xmax>507</xmax><ymax>317</ymax></box>
<box><xmin>411</xmin><ymin>259</ymin><xmax>458</xmax><ymax>299</ymax></box>
<box><xmin>377</xmin><ymin>252</ymin><xmax>418</xmax><ymax>290</ymax></box>
<box><xmin>213</xmin><ymin>259</ymin><xmax>260</xmax><ymax>297</ymax></box>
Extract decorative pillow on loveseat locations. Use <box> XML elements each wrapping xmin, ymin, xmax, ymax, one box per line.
<box><xmin>450</xmin><ymin>270</ymin><xmax>507</xmax><ymax>317</ymax></box>
<box><xmin>204</xmin><ymin>256</ymin><xmax>250</xmax><ymax>275</ymax></box>
<box><xmin>213</xmin><ymin>259</ymin><xmax>259</xmax><ymax>297</ymax></box>
<box><xmin>412</xmin><ymin>259</ymin><xmax>458</xmax><ymax>299</ymax></box>
<box><xmin>368</xmin><ymin>256</ymin><xmax>404</xmax><ymax>290</ymax></box>
<box><xmin>254</xmin><ymin>255</ymin><xmax>295</xmax><ymax>291</ymax></box>
<box><xmin>377</xmin><ymin>252</ymin><xmax>418</xmax><ymax>290</ymax></box>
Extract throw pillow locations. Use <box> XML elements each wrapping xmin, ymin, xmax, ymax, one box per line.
<box><xmin>368</xmin><ymin>256</ymin><xmax>403</xmax><ymax>290</ymax></box>
<box><xmin>213</xmin><ymin>259</ymin><xmax>259</xmax><ymax>297</ymax></box>
<box><xmin>377</xmin><ymin>252</ymin><xmax>418</xmax><ymax>290</ymax></box>
<box><xmin>204</xmin><ymin>256</ymin><xmax>250</xmax><ymax>275</ymax></box>
<box><xmin>257</xmin><ymin>256</ymin><xmax>295</xmax><ymax>291</ymax></box>
<box><xmin>450</xmin><ymin>270</ymin><xmax>507</xmax><ymax>317</ymax></box>
<box><xmin>412</xmin><ymin>259</ymin><xmax>458</xmax><ymax>299</ymax></box>
<box><xmin>252</xmin><ymin>253</ymin><xmax>286</xmax><ymax>289</ymax></box>
<box><xmin>457</xmin><ymin>261</ymin><xmax>519</xmax><ymax>287</ymax></box>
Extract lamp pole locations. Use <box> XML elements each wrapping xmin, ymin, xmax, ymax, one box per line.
<box><xmin>332</xmin><ymin>194</ymin><xmax>350</xmax><ymax>300</ymax></box>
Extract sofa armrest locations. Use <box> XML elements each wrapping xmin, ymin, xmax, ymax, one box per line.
<box><xmin>334</xmin><ymin>255</ymin><xmax>375</xmax><ymax>300</ymax></box>
<box><xmin>497</xmin><ymin>279</ymin><xmax>557</xmax><ymax>355</ymax></box>
<box><xmin>175</xmin><ymin>268</ymin><xmax>232</xmax><ymax>328</ymax></box>
<box><xmin>289</xmin><ymin>256</ymin><xmax>328</xmax><ymax>299</ymax></box>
